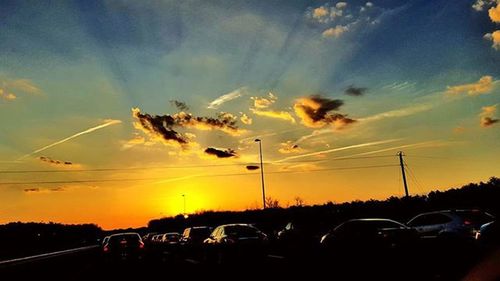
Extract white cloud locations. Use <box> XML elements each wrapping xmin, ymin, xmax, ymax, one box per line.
<box><xmin>207</xmin><ymin>87</ymin><xmax>248</xmax><ymax>109</ymax></box>
<box><xmin>322</xmin><ymin>25</ymin><xmax>348</xmax><ymax>38</ymax></box>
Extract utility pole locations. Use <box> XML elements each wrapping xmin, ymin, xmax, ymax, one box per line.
<box><xmin>398</xmin><ymin>151</ymin><xmax>409</xmax><ymax>197</ymax></box>
<box><xmin>255</xmin><ymin>139</ymin><xmax>266</xmax><ymax>209</ymax></box>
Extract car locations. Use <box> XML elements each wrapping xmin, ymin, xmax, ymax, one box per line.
<box><xmin>407</xmin><ymin>209</ymin><xmax>495</xmax><ymax>241</ymax></box>
<box><xmin>320</xmin><ymin>218</ymin><xmax>418</xmax><ymax>255</ymax></box>
<box><xmin>181</xmin><ymin>226</ymin><xmax>212</xmax><ymax>246</ymax></box>
<box><xmin>203</xmin><ymin>224</ymin><xmax>268</xmax><ymax>264</ymax></box>
<box><xmin>160</xmin><ymin>232</ymin><xmax>181</xmax><ymax>244</ymax></box>
<box><xmin>476</xmin><ymin>221</ymin><xmax>500</xmax><ymax>247</ymax></box>
<box><xmin>276</xmin><ymin>220</ymin><xmax>325</xmax><ymax>259</ymax></box>
<box><xmin>319</xmin><ymin>218</ymin><xmax>418</xmax><ymax>277</ymax></box>
<box><xmin>102</xmin><ymin>232</ymin><xmax>145</xmax><ymax>261</ymax></box>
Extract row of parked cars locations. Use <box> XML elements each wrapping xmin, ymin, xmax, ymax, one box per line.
<box><xmin>100</xmin><ymin>209</ymin><xmax>498</xmax><ymax>264</ymax></box>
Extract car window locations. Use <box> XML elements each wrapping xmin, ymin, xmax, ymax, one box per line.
<box><xmin>408</xmin><ymin>214</ymin><xmax>452</xmax><ymax>226</ymax></box>
<box><xmin>457</xmin><ymin>211</ymin><xmax>495</xmax><ymax>225</ymax></box>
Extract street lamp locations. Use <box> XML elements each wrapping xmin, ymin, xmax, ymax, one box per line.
<box><xmin>255</xmin><ymin>139</ymin><xmax>266</xmax><ymax>209</ymax></box>
<box><xmin>182</xmin><ymin>194</ymin><xmax>187</xmax><ymax>217</ymax></box>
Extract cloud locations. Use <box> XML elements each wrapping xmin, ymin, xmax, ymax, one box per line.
<box><xmin>345</xmin><ymin>85</ymin><xmax>367</xmax><ymax>96</ymax></box>
<box><xmin>0</xmin><ymin>88</ymin><xmax>16</xmax><ymax>101</ymax></box>
<box><xmin>278</xmin><ymin>141</ymin><xmax>303</xmax><ymax>154</ymax></box>
<box><xmin>23</xmin><ymin>187</ymin><xmax>66</xmax><ymax>194</ymax></box>
<box><xmin>39</xmin><ymin>156</ymin><xmax>74</xmax><ymax>166</ymax></box>
<box><xmin>132</xmin><ymin>108</ymin><xmax>246</xmax><ymax>149</ymax></box>
<box><xmin>322</xmin><ymin>25</ymin><xmax>348</xmax><ymax>38</ymax></box>
<box><xmin>358</xmin><ymin>104</ymin><xmax>433</xmax><ymax>122</ymax></box>
<box><xmin>293</xmin><ymin>95</ymin><xmax>356</xmax><ymax>129</ymax></box>
<box><xmin>445</xmin><ymin>76</ymin><xmax>494</xmax><ymax>96</ymax></box>
<box><xmin>240</xmin><ymin>113</ymin><xmax>253</xmax><ymax>125</ymax></box>
<box><xmin>19</xmin><ymin>119</ymin><xmax>122</xmax><ymax>160</ymax></box>
<box><xmin>489</xmin><ymin>2</ymin><xmax>500</xmax><ymax>22</ymax></box>
<box><xmin>480</xmin><ymin>104</ymin><xmax>499</xmax><ymax>127</ymax></box>
<box><xmin>473</xmin><ymin>0</ymin><xmax>497</xmax><ymax>11</ymax></box>
<box><xmin>312</xmin><ymin>5</ymin><xmax>330</xmax><ymax>23</ymax></box>
<box><xmin>204</xmin><ymin>147</ymin><xmax>238</xmax><ymax>158</ymax></box>
<box><xmin>170</xmin><ymin>100</ymin><xmax>189</xmax><ymax>111</ymax></box>
<box><xmin>251</xmin><ymin>92</ymin><xmax>277</xmax><ymax>109</ymax></box>
<box><xmin>207</xmin><ymin>87</ymin><xmax>247</xmax><ymax>109</ymax></box>
<box><xmin>336</xmin><ymin>2</ymin><xmax>348</xmax><ymax>9</ymax></box>
<box><xmin>276</xmin><ymin>138</ymin><xmax>402</xmax><ymax>162</ymax></box>
<box><xmin>246</xmin><ymin>165</ymin><xmax>260</xmax><ymax>171</ymax></box>
<box><xmin>0</xmin><ymin>78</ymin><xmax>41</xmax><ymax>101</ymax></box>
<box><xmin>250</xmin><ymin>108</ymin><xmax>296</xmax><ymax>123</ymax></box>
<box><xmin>484</xmin><ymin>31</ymin><xmax>500</xmax><ymax>50</ymax></box>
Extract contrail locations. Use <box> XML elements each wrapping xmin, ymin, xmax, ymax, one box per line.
<box><xmin>19</xmin><ymin>119</ymin><xmax>122</xmax><ymax>160</ymax></box>
<box><xmin>207</xmin><ymin>87</ymin><xmax>247</xmax><ymax>109</ymax></box>
<box><xmin>337</xmin><ymin>140</ymin><xmax>449</xmax><ymax>157</ymax></box>
<box><xmin>275</xmin><ymin>138</ymin><xmax>403</xmax><ymax>163</ymax></box>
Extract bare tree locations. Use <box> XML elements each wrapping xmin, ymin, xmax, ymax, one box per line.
<box><xmin>293</xmin><ymin>196</ymin><xmax>305</xmax><ymax>207</ymax></box>
<box><xmin>265</xmin><ymin>196</ymin><xmax>281</xmax><ymax>209</ymax></box>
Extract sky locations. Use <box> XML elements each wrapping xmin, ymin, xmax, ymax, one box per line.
<box><xmin>0</xmin><ymin>0</ymin><xmax>499</xmax><ymax>229</ymax></box>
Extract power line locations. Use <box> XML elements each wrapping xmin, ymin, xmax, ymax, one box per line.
<box><xmin>0</xmin><ymin>155</ymin><xmax>395</xmax><ymax>174</ymax></box>
<box><xmin>0</xmin><ymin>164</ymin><xmax>400</xmax><ymax>185</ymax></box>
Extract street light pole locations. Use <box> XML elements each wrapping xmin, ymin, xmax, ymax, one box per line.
<box><xmin>182</xmin><ymin>194</ymin><xmax>186</xmax><ymax>216</ymax></box>
<box><xmin>255</xmin><ymin>139</ymin><xmax>266</xmax><ymax>209</ymax></box>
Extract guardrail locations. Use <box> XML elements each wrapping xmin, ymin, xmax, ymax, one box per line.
<box><xmin>0</xmin><ymin>245</ymin><xmax>99</xmax><ymax>268</ymax></box>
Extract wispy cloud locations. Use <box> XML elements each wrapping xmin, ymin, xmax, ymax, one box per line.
<box><xmin>208</xmin><ymin>87</ymin><xmax>247</xmax><ymax>109</ymax></box>
<box><xmin>19</xmin><ymin>119</ymin><xmax>122</xmax><ymax>160</ymax></box>
<box><xmin>250</xmin><ymin>108</ymin><xmax>296</xmax><ymax>123</ymax></box>
<box><xmin>445</xmin><ymin>76</ymin><xmax>495</xmax><ymax>96</ymax></box>
<box><xmin>0</xmin><ymin>77</ymin><xmax>41</xmax><ymax>101</ymax></box>
<box><xmin>357</xmin><ymin>103</ymin><xmax>434</xmax><ymax>123</ymax></box>
<box><xmin>278</xmin><ymin>141</ymin><xmax>303</xmax><ymax>154</ymax></box>
<box><xmin>276</xmin><ymin>138</ymin><xmax>402</xmax><ymax>162</ymax></box>
<box><xmin>251</xmin><ymin>92</ymin><xmax>277</xmax><ymax>109</ymax></box>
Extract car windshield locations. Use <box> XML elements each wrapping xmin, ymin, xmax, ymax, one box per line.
<box><xmin>109</xmin><ymin>233</ymin><xmax>141</xmax><ymax>244</ymax></box>
<box><xmin>225</xmin><ymin>225</ymin><xmax>260</xmax><ymax>237</ymax></box>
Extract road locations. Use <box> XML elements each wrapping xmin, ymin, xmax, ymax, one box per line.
<box><xmin>1</xmin><ymin>243</ymin><xmax>498</xmax><ymax>281</ymax></box>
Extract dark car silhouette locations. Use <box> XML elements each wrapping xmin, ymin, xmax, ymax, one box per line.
<box><xmin>102</xmin><ymin>232</ymin><xmax>145</xmax><ymax>261</ymax></box>
<box><xmin>203</xmin><ymin>224</ymin><xmax>268</xmax><ymax>264</ymax></box>
<box><xmin>181</xmin><ymin>226</ymin><xmax>212</xmax><ymax>246</ymax></box>
<box><xmin>407</xmin><ymin>209</ymin><xmax>494</xmax><ymax>241</ymax></box>
<box><xmin>320</xmin><ymin>218</ymin><xmax>417</xmax><ymax>257</ymax></box>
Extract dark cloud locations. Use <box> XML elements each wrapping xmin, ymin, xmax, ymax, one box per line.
<box><xmin>132</xmin><ymin>108</ymin><xmax>189</xmax><ymax>147</ymax></box>
<box><xmin>293</xmin><ymin>95</ymin><xmax>356</xmax><ymax>128</ymax></box>
<box><xmin>39</xmin><ymin>156</ymin><xmax>73</xmax><ymax>166</ymax></box>
<box><xmin>246</xmin><ymin>165</ymin><xmax>260</xmax><ymax>170</ymax></box>
<box><xmin>345</xmin><ymin>85</ymin><xmax>367</xmax><ymax>96</ymax></box>
<box><xmin>132</xmin><ymin>108</ymin><xmax>246</xmax><ymax>148</ymax></box>
<box><xmin>481</xmin><ymin>117</ymin><xmax>499</xmax><ymax>127</ymax></box>
<box><xmin>23</xmin><ymin>187</ymin><xmax>66</xmax><ymax>193</ymax></box>
<box><xmin>204</xmin><ymin>147</ymin><xmax>238</xmax><ymax>158</ymax></box>
<box><xmin>170</xmin><ymin>100</ymin><xmax>189</xmax><ymax>111</ymax></box>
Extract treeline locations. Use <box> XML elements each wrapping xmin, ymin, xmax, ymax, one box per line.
<box><xmin>0</xmin><ymin>222</ymin><xmax>102</xmax><ymax>260</ymax></box>
<box><xmin>148</xmin><ymin>177</ymin><xmax>500</xmax><ymax>235</ymax></box>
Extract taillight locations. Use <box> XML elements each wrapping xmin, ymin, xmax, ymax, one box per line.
<box><xmin>464</xmin><ymin>220</ymin><xmax>472</xmax><ymax>226</ymax></box>
<box><xmin>120</xmin><ymin>240</ymin><xmax>127</xmax><ymax>245</ymax></box>
<box><xmin>139</xmin><ymin>241</ymin><xmax>145</xmax><ymax>249</ymax></box>
<box><xmin>103</xmin><ymin>246</ymin><xmax>109</xmax><ymax>252</ymax></box>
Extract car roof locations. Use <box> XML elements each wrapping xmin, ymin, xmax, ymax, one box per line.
<box><xmin>218</xmin><ymin>223</ymin><xmax>256</xmax><ymax>228</ymax></box>
<box><xmin>412</xmin><ymin>209</ymin><xmax>486</xmax><ymax>217</ymax></box>
<box><xmin>109</xmin><ymin>232</ymin><xmax>140</xmax><ymax>237</ymax></box>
